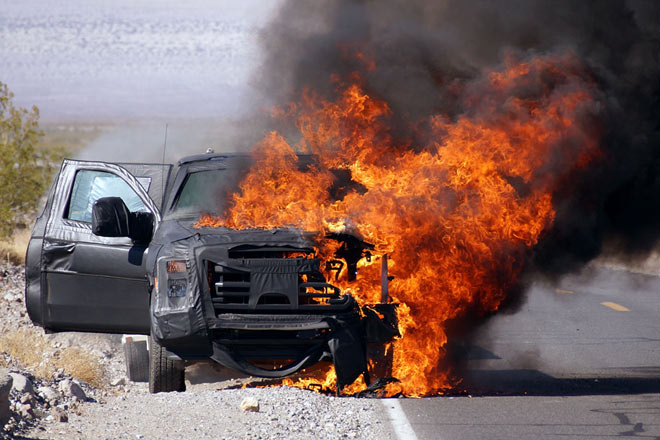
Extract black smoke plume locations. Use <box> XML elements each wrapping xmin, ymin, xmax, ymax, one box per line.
<box><xmin>253</xmin><ymin>0</ymin><xmax>660</xmax><ymax>279</ymax></box>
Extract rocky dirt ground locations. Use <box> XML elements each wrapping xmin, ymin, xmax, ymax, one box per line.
<box><xmin>0</xmin><ymin>263</ymin><xmax>395</xmax><ymax>439</ymax></box>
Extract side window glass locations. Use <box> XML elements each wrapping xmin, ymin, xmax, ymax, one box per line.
<box><xmin>66</xmin><ymin>170</ymin><xmax>148</xmax><ymax>223</ymax></box>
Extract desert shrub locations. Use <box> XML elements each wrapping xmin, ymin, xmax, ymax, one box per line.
<box><xmin>0</xmin><ymin>327</ymin><xmax>104</xmax><ymax>387</ymax></box>
<box><xmin>55</xmin><ymin>347</ymin><xmax>104</xmax><ymax>387</ymax></box>
<box><xmin>0</xmin><ymin>227</ymin><xmax>31</xmax><ymax>264</ymax></box>
<box><xmin>0</xmin><ymin>82</ymin><xmax>64</xmax><ymax>239</ymax></box>
<box><xmin>0</xmin><ymin>328</ymin><xmax>50</xmax><ymax>375</ymax></box>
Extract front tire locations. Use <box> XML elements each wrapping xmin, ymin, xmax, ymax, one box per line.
<box><xmin>148</xmin><ymin>335</ymin><xmax>185</xmax><ymax>393</ymax></box>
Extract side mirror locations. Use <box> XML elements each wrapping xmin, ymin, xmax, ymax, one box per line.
<box><xmin>92</xmin><ymin>197</ymin><xmax>154</xmax><ymax>243</ymax></box>
<box><xmin>92</xmin><ymin>197</ymin><xmax>130</xmax><ymax>237</ymax></box>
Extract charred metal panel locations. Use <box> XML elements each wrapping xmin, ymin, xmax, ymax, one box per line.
<box><xmin>326</xmin><ymin>314</ymin><xmax>369</xmax><ymax>392</ymax></box>
<box><xmin>210</xmin><ymin>340</ymin><xmax>325</xmax><ymax>378</ymax></box>
<box><xmin>363</xmin><ymin>304</ymin><xmax>400</xmax><ymax>343</ymax></box>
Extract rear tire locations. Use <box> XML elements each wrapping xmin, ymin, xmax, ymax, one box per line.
<box><xmin>124</xmin><ymin>339</ymin><xmax>149</xmax><ymax>383</ymax></box>
<box><xmin>148</xmin><ymin>335</ymin><xmax>185</xmax><ymax>393</ymax></box>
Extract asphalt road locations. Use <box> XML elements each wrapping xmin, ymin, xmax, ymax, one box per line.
<box><xmin>393</xmin><ymin>264</ymin><xmax>660</xmax><ymax>440</ymax></box>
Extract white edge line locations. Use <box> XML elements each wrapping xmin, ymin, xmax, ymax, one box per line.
<box><xmin>381</xmin><ymin>398</ymin><xmax>420</xmax><ymax>440</ymax></box>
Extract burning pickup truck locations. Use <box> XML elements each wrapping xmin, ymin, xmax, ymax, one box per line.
<box><xmin>25</xmin><ymin>151</ymin><xmax>398</xmax><ymax>393</ymax></box>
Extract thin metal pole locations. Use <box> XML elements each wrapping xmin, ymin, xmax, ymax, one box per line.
<box><xmin>380</xmin><ymin>254</ymin><xmax>388</xmax><ymax>303</ymax></box>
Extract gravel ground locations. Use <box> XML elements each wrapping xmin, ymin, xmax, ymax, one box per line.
<box><xmin>25</xmin><ymin>385</ymin><xmax>394</xmax><ymax>440</ymax></box>
<box><xmin>0</xmin><ymin>263</ymin><xmax>396</xmax><ymax>439</ymax></box>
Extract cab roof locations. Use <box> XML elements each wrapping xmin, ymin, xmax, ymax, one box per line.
<box><xmin>177</xmin><ymin>152</ymin><xmax>250</xmax><ymax>166</ymax></box>
<box><xmin>177</xmin><ymin>151</ymin><xmax>315</xmax><ymax>166</ymax></box>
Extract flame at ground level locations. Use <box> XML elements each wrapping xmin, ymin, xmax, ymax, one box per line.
<box><xmin>196</xmin><ymin>52</ymin><xmax>600</xmax><ymax>396</ymax></box>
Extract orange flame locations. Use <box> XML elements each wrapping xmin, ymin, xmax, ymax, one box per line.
<box><xmin>196</xmin><ymin>52</ymin><xmax>600</xmax><ymax>396</ymax></box>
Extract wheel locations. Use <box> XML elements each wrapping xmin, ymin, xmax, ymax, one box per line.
<box><xmin>148</xmin><ymin>335</ymin><xmax>185</xmax><ymax>393</ymax></box>
<box><xmin>124</xmin><ymin>339</ymin><xmax>149</xmax><ymax>382</ymax></box>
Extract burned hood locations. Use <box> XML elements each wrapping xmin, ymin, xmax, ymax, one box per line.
<box><xmin>152</xmin><ymin>217</ymin><xmax>314</xmax><ymax>249</ymax></box>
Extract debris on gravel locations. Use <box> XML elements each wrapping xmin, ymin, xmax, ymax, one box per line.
<box><xmin>240</xmin><ymin>396</ymin><xmax>260</xmax><ymax>412</ymax></box>
<box><xmin>9</xmin><ymin>373</ymin><xmax>33</xmax><ymax>395</ymax></box>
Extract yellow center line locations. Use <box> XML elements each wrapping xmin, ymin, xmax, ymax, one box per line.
<box><xmin>600</xmin><ymin>301</ymin><xmax>630</xmax><ymax>312</ymax></box>
<box><xmin>555</xmin><ymin>289</ymin><xmax>574</xmax><ymax>294</ymax></box>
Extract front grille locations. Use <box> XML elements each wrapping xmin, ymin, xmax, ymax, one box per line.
<box><xmin>207</xmin><ymin>247</ymin><xmax>351</xmax><ymax>313</ymax></box>
<box><xmin>213</xmin><ymin>266</ymin><xmax>251</xmax><ymax>305</ymax></box>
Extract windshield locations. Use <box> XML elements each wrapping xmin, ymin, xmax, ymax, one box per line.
<box><xmin>169</xmin><ymin>154</ymin><xmax>314</xmax><ymax>218</ymax></box>
<box><xmin>170</xmin><ymin>154</ymin><xmax>255</xmax><ymax>216</ymax></box>
<box><xmin>172</xmin><ymin>169</ymin><xmax>232</xmax><ymax>215</ymax></box>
